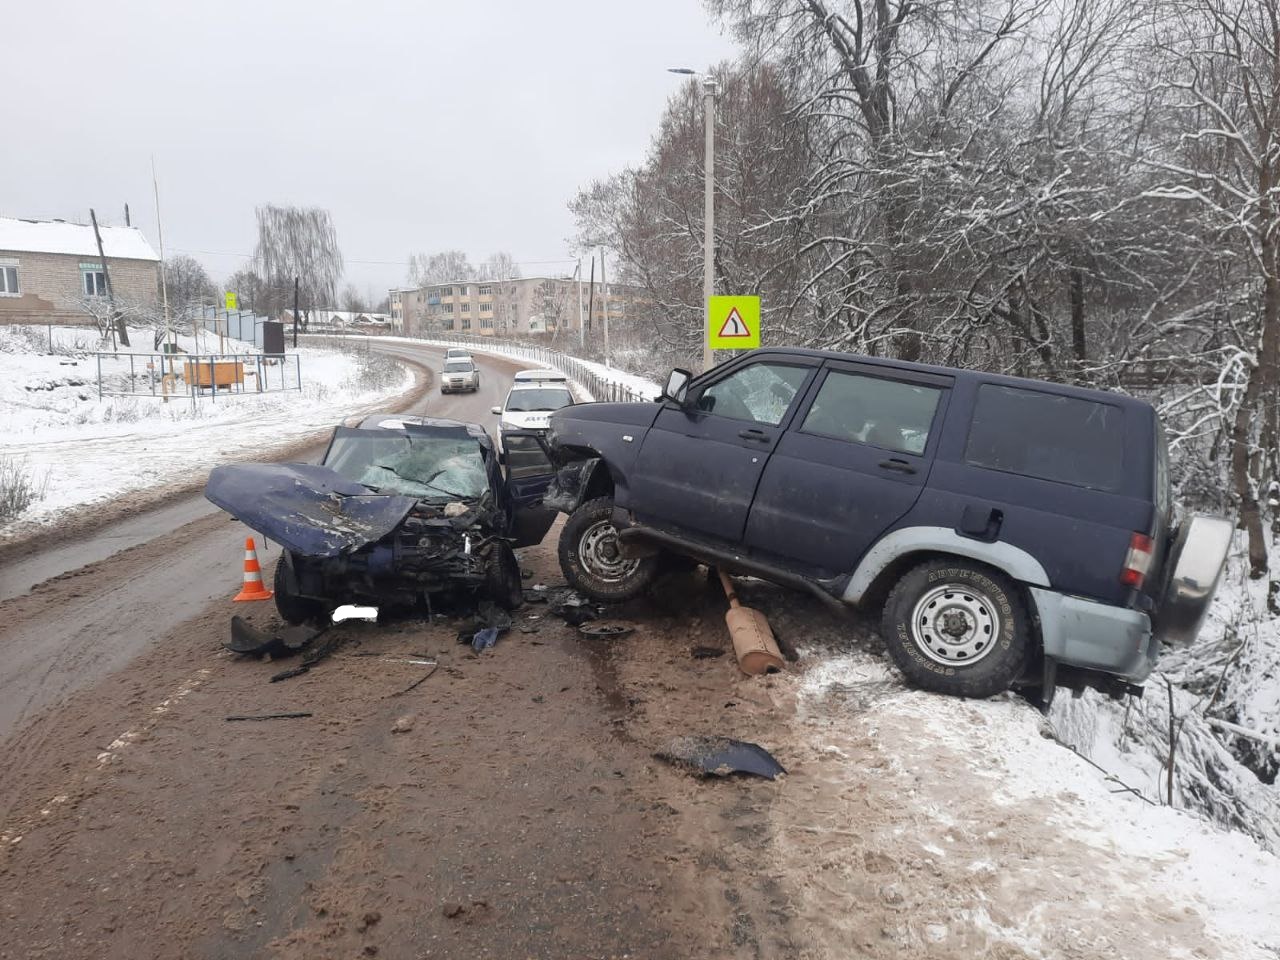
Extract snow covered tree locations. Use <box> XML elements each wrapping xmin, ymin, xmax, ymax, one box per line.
<box><xmin>252</xmin><ymin>204</ymin><xmax>344</xmax><ymax>325</ymax></box>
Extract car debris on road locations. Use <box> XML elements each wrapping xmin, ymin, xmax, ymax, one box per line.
<box><xmin>656</xmin><ymin>735</ymin><xmax>787</xmax><ymax>780</ymax></box>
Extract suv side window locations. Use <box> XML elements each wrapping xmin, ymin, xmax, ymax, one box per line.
<box><xmin>695</xmin><ymin>363</ymin><xmax>810</xmax><ymax>426</ymax></box>
<box><xmin>965</xmin><ymin>384</ymin><xmax>1124</xmax><ymax>491</ymax></box>
<box><xmin>800</xmin><ymin>371</ymin><xmax>941</xmax><ymax>455</ymax></box>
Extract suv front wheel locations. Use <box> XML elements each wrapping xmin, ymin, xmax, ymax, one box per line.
<box><xmin>882</xmin><ymin>559</ymin><xmax>1030</xmax><ymax>698</ymax></box>
<box><xmin>558</xmin><ymin>497</ymin><xmax>657</xmax><ymax>601</ymax></box>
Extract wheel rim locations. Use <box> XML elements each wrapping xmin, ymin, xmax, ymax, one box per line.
<box><xmin>909</xmin><ymin>583</ymin><xmax>1001</xmax><ymax>666</ymax></box>
<box><xmin>578</xmin><ymin>519</ymin><xmax>641</xmax><ymax>583</ymax></box>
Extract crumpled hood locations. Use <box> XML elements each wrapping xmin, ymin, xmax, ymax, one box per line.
<box><xmin>205</xmin><ymin>462</ymin><xmax>420</xmax><ymax>559</ymax></box>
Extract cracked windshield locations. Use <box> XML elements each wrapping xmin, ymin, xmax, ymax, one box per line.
<box><xmin>324</xmin><ymin>433</ymin><xmax>488</xmax><ymax>500</ymax></box>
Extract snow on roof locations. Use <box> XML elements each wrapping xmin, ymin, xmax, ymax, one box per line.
<box><xmin>0</xmin><ymin>217</ymin><xmax>160</xmax><ymax>262</ymax></box>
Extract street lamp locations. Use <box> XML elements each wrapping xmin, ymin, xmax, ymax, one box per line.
<box><xmin>669</xmin><ymin>67</ymin><xmax>718</xmax><ymax>373</ymax></box>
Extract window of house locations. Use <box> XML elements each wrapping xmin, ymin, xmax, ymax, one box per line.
<box><xmin>438</xmin><ymin>286</ymin><xmax>451</xmax><ymax>297</ymax></box>
<box><xmin>481</xmin><ymin>316</ymin><xmax>494</xmax><ymax>328</ymax></box>
<box><xmin>461</xmin><ymin>317</ymin><xmax>472</xmax><ymax>331</ymax></box>
<box><xmin>479</xmin><ymin>301</ymin><xmax>492</xmax><ymax>312</ymax></box>
<box><xmin>443</xmin><ymin>303</ymin><xmax>454</xmax><ymax>314</ymax></box>
<box><xmin>458</xmin><ymin>285</ymin><xmax>470</xmax><ymax>297</ymax></box>
<box><xmin>461</xmin><ymin>302</ymin><xmax>471</xmax><ymax>312</ymax></box>
<box><xmin>81</xmin><ymin>267</ymin><xmax>107</xmax><ymax>297</ymax></box>
<box><xmin>478</xmin><ymin>285</ymin><xmax>492</xmax><ymax>295</ymax></box>
<box><xmin>801</xmin><ymin>371</ymin><xmax>941</xmax><ymax>455</ymax></box>
<box><xmin>0</xmin><ymin>262</ymin><xmax>18</xmax><ymax>296</ymax></box>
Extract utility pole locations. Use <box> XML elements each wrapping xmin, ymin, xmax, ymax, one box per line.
<box><xmin>585</xmin><ymin>257</ymin><xmax>596</xmax><ymax>339</ymax></box>
<box><xmin>702</xmin><ymin>75</ymin><xmax>717</xmax><ymax>373</ymax></box>
<box><xmin>90</xmin><ymin>208</ymin><xmax>130</xmax><ymax>347</ymax></box>
<box><xmin>151</xmin><ymin>158</ymin><xmax>173</xmax><ymax>350</ymax></box>
<box><xmin>292</xmin><ymin>276</ymin><xmax>300</xmax><ymax>348</ymax></box>
<box><xmin>600</xmin><ymin>248</ymin><xmax>611</xmax><ymax>369</ymax></box>
<box><xmin>576</xmin><ymin>259</ymin><xmax>585</xmax><ymax>350</ymax></box>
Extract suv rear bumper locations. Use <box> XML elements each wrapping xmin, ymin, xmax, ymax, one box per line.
<box><xmin>1028</xmin><ymin>587</ymin><xmax>1154</xmax><ymax>682</ymax></box>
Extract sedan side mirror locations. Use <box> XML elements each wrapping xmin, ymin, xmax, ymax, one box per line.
<box><xmin>663</xmin><ymin>368</ymin><xmax>692</xmax><ymax>406</ymax></box>
<box><xmin>491</xmin><ymin>406</ymin><xmax>502</xmax><ymax>415</ymax></box>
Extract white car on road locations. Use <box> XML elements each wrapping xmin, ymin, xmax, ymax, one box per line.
<box><xmin>492</xmin><ymin>369</ymin><xmax>575</xmax><ymax>441</ymax></box>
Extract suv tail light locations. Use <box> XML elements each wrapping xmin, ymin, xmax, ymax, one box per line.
<box><xmin>1121</xmin><ymin>533</ymin><xmax>1154</xmax><ymax>588</ymax></box>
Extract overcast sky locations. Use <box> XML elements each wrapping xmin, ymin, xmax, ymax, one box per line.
<box><xmin>2</xmin><ymin>0</ymin><xmax>735</xmax><ymax>300</ymax></box>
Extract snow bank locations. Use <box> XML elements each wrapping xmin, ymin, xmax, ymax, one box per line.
<box><xmin>0</xmin><ymin>325</ymin><xmax>415</xmax><ymax>530</ymax></box>
<box><xmin>779</xmin><ymin>652</ymin><xmax>1280</xmax><ymax>959</ymax></box>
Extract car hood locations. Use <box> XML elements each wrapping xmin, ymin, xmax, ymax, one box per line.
<box><xmin>205</xmin><ymin>462</ymin><xmax>421</xmax><ymax>559</ymax></box>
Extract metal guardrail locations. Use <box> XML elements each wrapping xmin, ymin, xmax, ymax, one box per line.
<box><xmin>94</xmin><ymin>352</ymin><xmax>302</xmax><ymax>404</ymax></box>
<box><xmin>413</xmin><ymin>334</ymin><xmax>655</xmax><ymax>403</ymax></box>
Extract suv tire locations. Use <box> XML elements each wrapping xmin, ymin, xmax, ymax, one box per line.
<box><xmin>274</xmin><ymin>554</ymin><xmax>325</xmax><ymax>625</ymax></box>
<box><xmin>559</xmin><ymin>497</ymin><xmax>657</xmax><ymax>601</ymax></box>
<box><xmin>882</xmin><ymin>559</ymin><xmax>1030</xmax><ymax>698</ymax></box>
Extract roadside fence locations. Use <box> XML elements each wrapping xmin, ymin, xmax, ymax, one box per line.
<box><xmin>94</xmin><ymin>352</ymin><xmax>303</xmax><ymax>405</ymax></box>
<box><xmin>415</xmin><ymin>334</ymin><xmax>655</xmax><ymax>403</ymax></box>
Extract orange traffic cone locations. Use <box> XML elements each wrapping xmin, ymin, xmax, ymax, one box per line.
<box><xmin>233</xmin><ymin>537</ymin><xmax>274</xmax><ymax>602</ymax></box>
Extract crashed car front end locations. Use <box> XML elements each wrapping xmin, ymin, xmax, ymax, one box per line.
<box><xmin>206</xmin><ymin>421</ymin><xmax>522</xmax><ymax>616</ymax></box>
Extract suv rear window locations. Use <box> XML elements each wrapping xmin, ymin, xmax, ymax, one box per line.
<box><xmin>965</xmin><ymin>384</ymin><xmax>1124</xmax><ymax>492</ymax></box>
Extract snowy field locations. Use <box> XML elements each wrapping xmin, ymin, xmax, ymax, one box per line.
<box><xmin>0</xmin><ymin>325</ymin><xmax>414</xmax><ymax>532</ymax></box>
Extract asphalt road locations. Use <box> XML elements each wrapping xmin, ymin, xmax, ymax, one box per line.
<box><xmin>0</xmin><ymin>342</ymin><xmax>522</xmax><ymax>741</ymax></box>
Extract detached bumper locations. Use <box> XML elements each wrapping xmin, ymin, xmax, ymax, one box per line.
<box><xmin>1029</xmin><ymin>588</ymin><xmax>1155</xmax><ymax>682</ymax></box>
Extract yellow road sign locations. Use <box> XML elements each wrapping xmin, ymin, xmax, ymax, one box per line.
<box><xmin>224</xmin><ymin>291</ymin><xmax>238</xmax><ymax>311</ymax></box>
<box><xmin>709</xmin><ymin>295</ymin><xmax>760</xmax><ymax>349</ymax></box>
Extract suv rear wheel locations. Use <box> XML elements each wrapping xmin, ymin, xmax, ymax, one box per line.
<box><xmin>558</xmin><ymin>497</ymin><xmax>657</xmax><ymax>601</ymax></box>
<box><xmin>881</xmin><ymin>559</ymin><xmax>1030</xmax><ymax>698</ymax></box>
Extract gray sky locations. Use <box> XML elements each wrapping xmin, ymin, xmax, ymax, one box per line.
<box><xmin>2</xmin><ymin>0</ymin><xmax>735</xmax><ymax>301</ymax></box>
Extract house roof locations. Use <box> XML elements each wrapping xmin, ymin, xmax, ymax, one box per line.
<box><xmin>0</xmin><ymin>216</ymin><xmax>161</xmax><ymax>262</ymax></box>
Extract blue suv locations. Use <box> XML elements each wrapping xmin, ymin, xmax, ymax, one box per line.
<box><xmin>541</xmin><ymin>348</ymin><xmax>1232</xmax><ymax>699</ymax></box>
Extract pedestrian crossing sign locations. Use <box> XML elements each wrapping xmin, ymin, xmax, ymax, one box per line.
<box><xmin>709</xmin><ymin>296</ymin><xmax>761</xmax><ymax>349</ymax></box>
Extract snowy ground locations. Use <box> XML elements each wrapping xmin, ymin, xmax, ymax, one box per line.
<box><xmin>0</xmin><ymin>325</ymin><xmax>414</xmax><ymax>531</ymax></box>
<box><xmin>781</xmin><ymin>653</ymin><xmax>1280</xmax><ymax>959</ymax></box>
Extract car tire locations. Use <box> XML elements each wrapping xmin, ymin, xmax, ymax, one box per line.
<box><xmin>881</xmin><ymin>559</ymin><xmax>1030</xmax><ymax>698</ymax></box>
<box><xmin>558</xmin><ymin>497</ymin><xmax>657</xmax><ymax>601</ymax></box>
<box><xmin>487</xmin><ymin>541</ymin><xmax>524</xmax><ymax>610</ymax></box>
<box><xmin>274</xmin><ymin>554</ymin><xmax>325</xmax><ymax>625</ymax></box>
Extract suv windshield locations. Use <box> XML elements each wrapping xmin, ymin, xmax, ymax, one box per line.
<box><xmin>323</xmin><ymin>432</ymin><xmax>489</xmax><ymax>500</ymax></box>
<box><xmin>505</xmin><ymin>387</ymin><xmax>572</xmax><ymax>412</ymax></box>
<box><xmin>444</xmin><ymin>360</ymin><xmax>475</xmax><ymax>372</ymax></box>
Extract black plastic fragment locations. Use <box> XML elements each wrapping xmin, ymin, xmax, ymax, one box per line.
<box><xmin>655</xmin><ymin>736</ymin><xmax>786</xmax><ymax>780</ymax></box>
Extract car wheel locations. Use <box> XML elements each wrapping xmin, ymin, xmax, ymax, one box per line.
<box><xmin>558</xmin><ymin>497</ymin><xmax>657</xmax><ymax>601</ymax></box>
<box><xmin>274</xmin><ymin>553</ymin><xmax>326</xmax><ymax>625</ymax></box>
<box><xmin>487</xmin><ymin>541</ymin><xmax>524</xmax><ymax>610</ymax></box>
<box><xmin>881</xmin><ymin>559</ymin><xmax>1030</xmax><ymax>698</ymax></box>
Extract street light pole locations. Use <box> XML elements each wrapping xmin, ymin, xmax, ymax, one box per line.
<box><xmin>701</xmin><ymin>75</ymin><xmax>717</xmax><ymax>373</ymax></box>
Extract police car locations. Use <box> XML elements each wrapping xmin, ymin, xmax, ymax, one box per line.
<box><xmin>491</xmin><ymin>369</ymin><xmax>575</xmax><ymax>446</ymax></box>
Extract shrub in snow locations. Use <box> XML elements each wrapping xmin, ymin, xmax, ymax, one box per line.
<box><xmin>0</xmin><ymin>456</ymin><xmax>49</xmax><ymax>523</ymax></box>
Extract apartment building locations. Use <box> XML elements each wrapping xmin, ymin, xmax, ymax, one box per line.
<box><xmin>392</xmin><ymin>276</ymin><xmax>632</xmax><ymax>338</ymax></box>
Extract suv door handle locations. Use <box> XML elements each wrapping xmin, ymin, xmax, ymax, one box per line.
<box><xmin>738</xmin><ymin>429</ymin><xmax>770</xmax><ymax>442</ymax></box>
<box><xmin>878</xmin><ymin>458</ymin><xmax>917</xmax><ymax>475</ymax></box>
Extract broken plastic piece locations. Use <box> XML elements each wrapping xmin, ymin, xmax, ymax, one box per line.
<box><xmin>579</xmin><ymin>622</ymin><xmax>634</xmax><ymax>640</ymax></box>
<box><xmin>332</xmin><ymin>604</ymin><xmax>378</xmax><ymax>624</ymax></box>
<box><xmin>656</xmin><ymin>736</ymin><xmax>786</xmax><ymax>780</ymax></box>
<box><xmin>472</xmin><ymin>626</ymin><xmax>500</xmax><ymax>651</ymax></box>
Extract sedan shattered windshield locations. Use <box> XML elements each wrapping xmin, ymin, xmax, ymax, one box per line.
<box><xmin>323</xmin><ymin>430</ymin><xmax>489</xmax><ymax>500</ymax></box>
